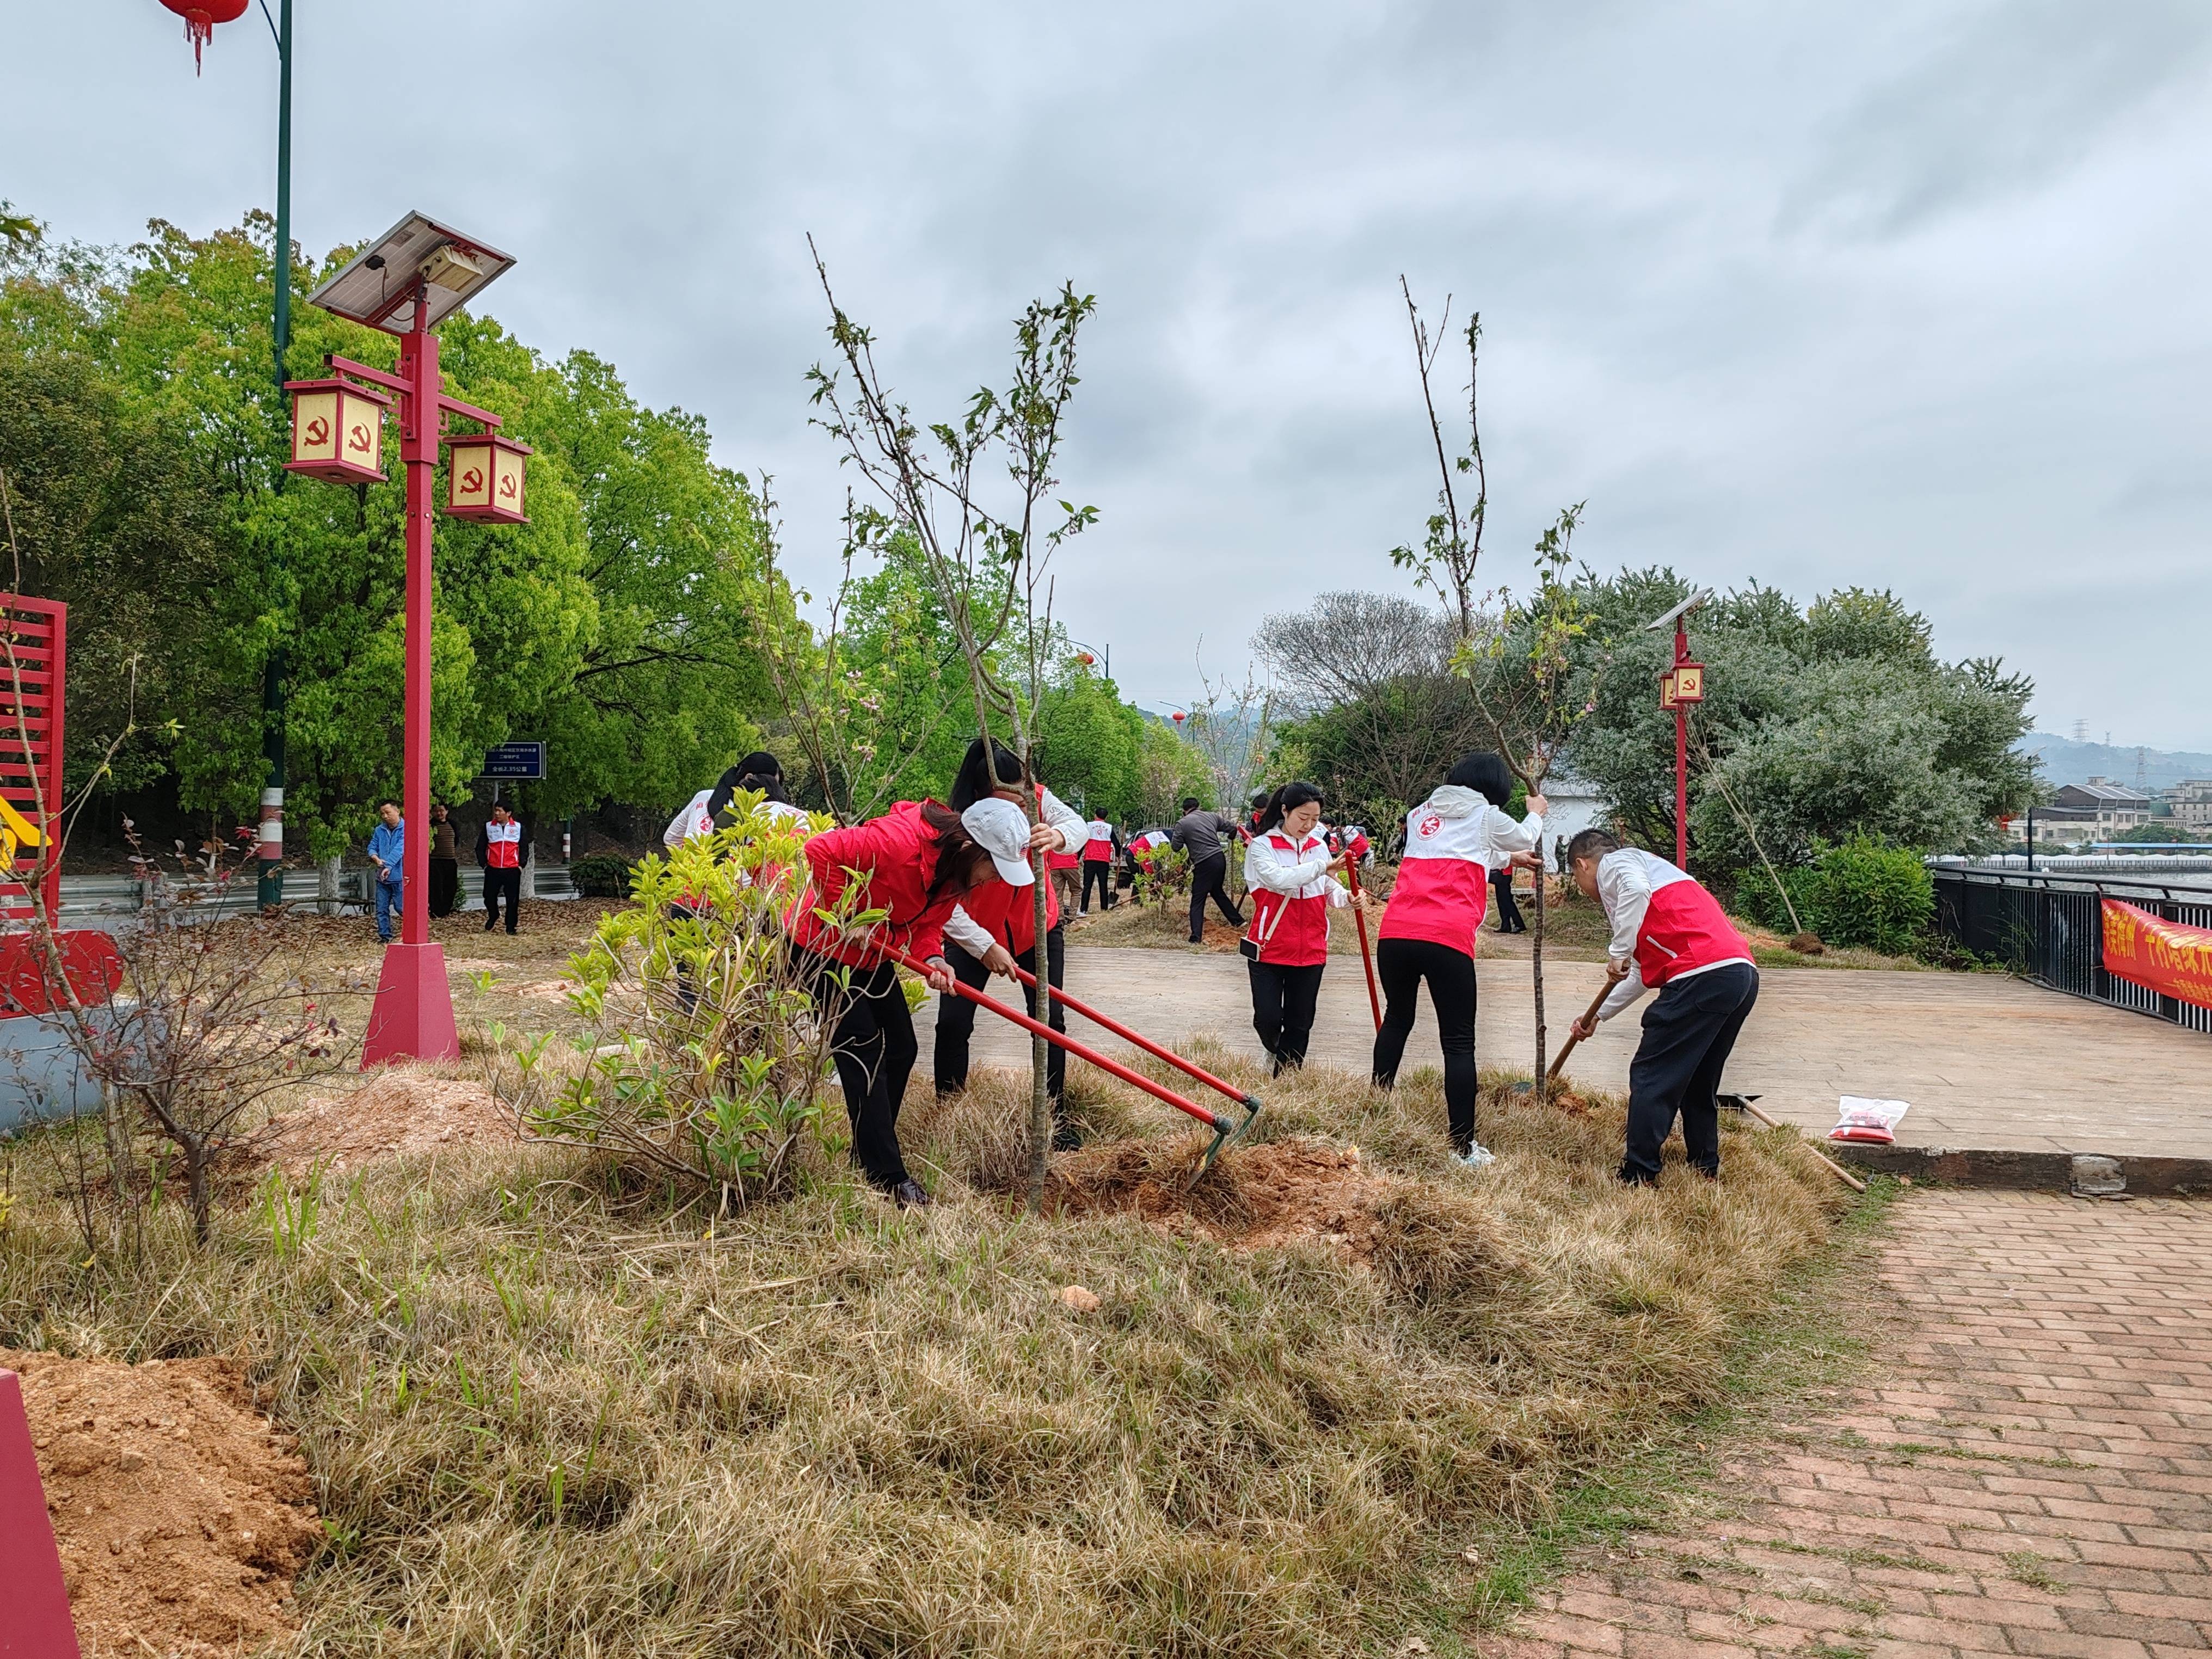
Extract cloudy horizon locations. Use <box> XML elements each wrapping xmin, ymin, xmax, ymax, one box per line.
<box><xmin>11</xmin><ymin>1</ymin><xmax>2210</xmax><ymax>748</ymax></box>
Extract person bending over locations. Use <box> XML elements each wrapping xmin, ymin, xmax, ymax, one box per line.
<box><xmin>1565</xmin><ymin>828</ymin><xmax>1759</xmax><ymax>1185</ymax></box>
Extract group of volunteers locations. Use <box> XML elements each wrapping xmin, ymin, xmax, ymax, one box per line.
<box><xmin>662</xmin><ymin>734</ymin><xmax>1759</xmax><ymax>1208</ymax></box>
<box><xmin>362</xmin><ymin>797</ymin><xmax>533</xmax><ymax>943</ymax></box>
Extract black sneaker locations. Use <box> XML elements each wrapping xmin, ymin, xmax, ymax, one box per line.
<box><xmin>1050</xmin><ymin>1121</ymin><xmax>1083</xmax><ymax>1153</ymax></box>
<box><xmin>890</xmin><ymin>1179</ymin><xmax>932</xmax><ymax>1209</ymax></box>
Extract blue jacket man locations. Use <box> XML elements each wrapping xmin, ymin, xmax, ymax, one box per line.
<box><xmin>367</xmin><ymin>800</ymin><xmax>405</xmax><ymax>943</ymax></box>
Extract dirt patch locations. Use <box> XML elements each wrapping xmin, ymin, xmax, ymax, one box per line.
<box><xmin>263</xmin><ymin>1067</ymin><xmax>515</xmax><ymax>1176</ymax></box>
<box><xmin>1046</xmin><ymin>1135</ymin><xmax>1393</xmax><ymax>1259</ymax></box>
<box><xmin>5</xmin><ymin>1348</ymin><xmax>322</xmax><ymax>1658</ymax></box>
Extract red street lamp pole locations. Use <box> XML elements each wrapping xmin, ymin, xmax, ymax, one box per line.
<box><xmin>283</xmin><ymin>213</ymin><xmax>523</xmax><ymax>1068</ymax></box>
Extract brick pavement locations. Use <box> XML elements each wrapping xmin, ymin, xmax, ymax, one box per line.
<box><xmin>1482</xmin><ymin>1191</ymin><xmax>2212</xmax><ymax>1659</ymax></box>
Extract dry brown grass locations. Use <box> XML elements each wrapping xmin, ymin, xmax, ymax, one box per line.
<box><xmin>0</xmin><ymin>987</ymin><xmax>1853</xmax><ymax>1656</ymax></box>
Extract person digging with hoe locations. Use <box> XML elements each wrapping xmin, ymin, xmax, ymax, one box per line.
<box><xmin>1565</xmin><ymin>828</ymin><xmax>1759</xmax><ymax>1185</ymax></box>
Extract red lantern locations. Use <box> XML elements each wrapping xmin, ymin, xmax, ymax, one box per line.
<box><xmin>157</xmin><ymin>0</ymin><xmax>250</xmax><ymax>73</ymax></box>
<box><xmin>444</xmin><ymin>431</ymin><xmax>532</xmax><ymax>525</ymax></box>
<box><xmin>284</xmin><ymin>378</ymin><xmax>391</xmax><ymax>486</ymax></box>
<box><xmin>1074</xmin><ymin>652</ymin><xmax>1095</xmax><ymax>667</ymax></box>
<box><xmin>1170</xmin><ymin>710</ymin><xmax>1186</xmax><ymax>726</ymax></box>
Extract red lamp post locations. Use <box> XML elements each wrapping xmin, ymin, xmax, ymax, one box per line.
<box><xmin>1644</xmin><ymin>591</ymin><xmax>1711</xmax><ymax>870</ymax></box>
<box><xmin>286</xmin><ymin>213</ymin><xmax>519</xmax><ymax>1067</ymax></box>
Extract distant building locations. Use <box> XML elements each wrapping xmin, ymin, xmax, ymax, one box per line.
<box><xmin>2005</xmin><ymin>807</ymin><xmax>2098</xmax><ymax>845</ymax></box>
<box><xmin>2170</xmin><ymin>780</ymin><xmax>2212</xmax><ymax>832</ymax></box>
<box><xmin>2050</xmin><ymin>779</ymin><xmax>2152</xmax><ymax>834</ymax></box>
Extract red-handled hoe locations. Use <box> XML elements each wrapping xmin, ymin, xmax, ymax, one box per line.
<box><xmin>891</xmin><ymin>949</ymin><xmax>1262</xmax><ymax>1182</ymax></box>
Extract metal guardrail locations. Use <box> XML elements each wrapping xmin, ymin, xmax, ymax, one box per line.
<box><xmin>56</xmin><ymin>864</ymin><xmax>579</xmax><ymax>921</ymax></box>
<box><xmin>1932</xmin><ymin>868</ymin><xmax>2212</xmax><ymax>1036</ymax></box>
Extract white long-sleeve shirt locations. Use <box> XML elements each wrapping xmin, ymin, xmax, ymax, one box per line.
<box><xmin>1594</xmin><ymin>847</ymin><xmax>1753</xmax><ymax>1020</ymax></box>
<box><xmin>1242</xmin><ymin>824</ymin><xmax>1351</xmax><ymax>906</ymax></box>
<box><xmin>945</xmin><ymin>786</ymin><xmax>1086</xmax><ymax>955</ymax></box>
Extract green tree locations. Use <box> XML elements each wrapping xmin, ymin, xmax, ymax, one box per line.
<box><xmin>1036</xmin><ymin>662</ymin><xmax>1142</xmax><ymax>818</ymax></box>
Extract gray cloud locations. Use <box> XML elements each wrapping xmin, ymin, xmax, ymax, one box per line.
<box><xmin>11</xmin><ymin>0</ymin><xmax>2210</xmax><ymax>746</ymax></box>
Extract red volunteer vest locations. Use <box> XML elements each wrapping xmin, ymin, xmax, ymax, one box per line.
<box><xmin>1243</xmin><ymin>832</ymin><xmax>1331</xmax><ymax>967</ymax></box>
<box><xmin>1082</xmin><ymin>827</ymin><xmax>1114</xmax><ymax>861</ymax></box>
<box><xmin>1633</xmin><ymin>872</ymin><xmax>1751</xmax><ymax>988</ymax></box>
<box><xmin>484</xmin><ymin>822</ymin><xmax>522</xmax><ymax>869</ymax></box>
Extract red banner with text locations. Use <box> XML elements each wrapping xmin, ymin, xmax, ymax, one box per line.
<box><xmin>2101</xmin><ymin>898</ymin><xmax>2212</xmax><ymax>1010</ymax></box>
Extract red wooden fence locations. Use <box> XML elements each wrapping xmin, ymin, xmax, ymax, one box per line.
<box><xmin>0</xmin><ymin>595</ymin><xmax>65</xmax><ymax>927</ymax></box>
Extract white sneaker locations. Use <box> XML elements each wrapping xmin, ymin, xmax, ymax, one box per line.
<box><xmin>1453</xmin><ymin>1142</ymin><xmax>1497</xmax><ymax>1171</ymax></box>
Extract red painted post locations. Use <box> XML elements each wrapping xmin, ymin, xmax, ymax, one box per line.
<box><xmin>0</xmin><ymin>1368</ymin><xmax>82</xmax><ymax>1657</ymax></box>
<box><xmin>361</xmin><ymin>300</ymin><xmax>459</xmax><ymax>1066</ymax></box>
<box><xmin>1674</xmin><ymin>620</ymin><xmax>1689</xmax><ymax>870</ymax></box>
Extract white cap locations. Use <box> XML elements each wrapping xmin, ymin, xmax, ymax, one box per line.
<box><xmin>961</xmin><ymin>797</ymin><xmax>1036</xmax><ymax>886</ymax></box>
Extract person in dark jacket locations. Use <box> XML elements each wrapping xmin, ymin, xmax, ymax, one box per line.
<box><xmin>1490</xmin><ymin>861</ymin><xmax>1528</xmax><ymax>933</ymax></box>
<box><xmin>475</xmin><ymin>803</ymin><xmax>531</xmax><ymax>935</ymax></box>
<box><xmin>427</xmin><ymin>803</ymin><xmax>459</xmax><ymax>919</ymax></box>
<box><xmin>1170</xmin><ymin>796</ymin><xmax>1245</xmax><ymax>943</ymax></box>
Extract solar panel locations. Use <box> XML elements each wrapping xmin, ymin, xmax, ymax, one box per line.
<box><xmin>306</xmin><ymin>210</ymin><xmax>515</xmax><ymax>335</ymax></box>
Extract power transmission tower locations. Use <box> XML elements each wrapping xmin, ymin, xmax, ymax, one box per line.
<box><xmin>2136</xmin><ymin>746</ymin><xmax>2148</xmax><ymax>791</ymax></box>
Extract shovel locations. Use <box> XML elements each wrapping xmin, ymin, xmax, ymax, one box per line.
<box><xmin>1341</xmin><ymin>849</ymin><xmax>1382</xmax><ymax>1033</ymax></box>
<box><xmin>893</xmin><ymin>949</ymin><xmax>1260</xmax><ymax>1181</ymax></box>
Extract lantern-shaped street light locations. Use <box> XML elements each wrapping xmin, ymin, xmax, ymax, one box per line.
<box><xmin>281</xmin><ymin>211</ymin><xmax>520</xmax><ymax>1067</ymax></box>
<box><xmin>284</xmin><ymin>378</ymin><xmax>390</xmax><ymax>484</ymax></box>
<box><xmin>1643</xmin><ymin>590</ymin><xmax>1712</xmax><ymax>869</ymax></box>
<box><xmin>445</xmin><ymin>431</ymin><xmax>532</xmax><ymax>523</ymax></box>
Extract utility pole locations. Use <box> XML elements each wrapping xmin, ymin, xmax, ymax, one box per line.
<box><xmin>256</xmin><ymin>0</ymin><xmax>294</xmax><ymax>909</ymax></box>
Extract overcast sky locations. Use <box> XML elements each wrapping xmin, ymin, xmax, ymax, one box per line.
<box><xmin>13</xmin><ymin>2</ymin><xmax>2211</xmax><ymax>747</ymax></box>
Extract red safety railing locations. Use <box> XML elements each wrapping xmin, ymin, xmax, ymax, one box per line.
<box><xmin>0</xmin><ymin>596</ymin><xmax>65</xmax><ymax>928</ymax></box>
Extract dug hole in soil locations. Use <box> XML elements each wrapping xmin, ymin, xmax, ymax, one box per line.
<box><xmin>7</xmin><ymin>1348</ymin><xmax>322</xmax><ymax>1657</ymax></box>
<box><xmin>1045</xmin><ymin>1135</ymin><xmax>1394</xmax><ymax>1259</ymax></box>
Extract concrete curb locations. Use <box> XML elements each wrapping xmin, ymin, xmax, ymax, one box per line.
<box><xmin>1830</xmin><ymin>1142</ymin><xmax>2212</xmax><ymax>1196</ymax></box>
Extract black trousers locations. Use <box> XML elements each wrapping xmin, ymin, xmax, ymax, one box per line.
<box><xmin>1371</xmin><ymin>937</ymin><xmax>1479</xmax><ymax>1152</ymax></box>
<box><xmin>482</xmin><ymin>867</ymin><xmax>522</xmax><ymax>932</ymax></box>
<box><xmin>1490</xmin><ymin>865</ymin><xmax>1526</xmax><ymax>933</ymax></box>
<box><xmin>1622</xmin><ymin>962</ymin><xmax>1760</xmax><ymax>1184</ymax></box>
<box><xmin>933</xmin><ymin>927</ymin><xmax>1067</xmax><ymax>1104</ymax></box>
<box><xmin>1248</xmin><ymin>958</ymin><xmax>1323</xmax><ymax>1074</ymax></box>
<box><xmin>796</xmin><ymin>948</ymin><xmax>918</xmax><ymax>1190</ymax></box>
<box><xmin>1189</xmin><ymin>852</ymin><xmax>1243</xmax><ymax>941</ymax></box>
<box><xmin>428</xmin><ymin>857</ymin><xmax>459</xmax><ymax>918</ymax></box>
<box><xmin>1082</xmin><ymin>861</ymin><xmax>1115</xmax><ymax>911</ymax></box>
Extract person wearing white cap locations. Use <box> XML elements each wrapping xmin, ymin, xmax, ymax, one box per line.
<box><xmin>932</xmin><ymin>739</ymin><xmax>1087</xmax><ymax>1146</ymax></box>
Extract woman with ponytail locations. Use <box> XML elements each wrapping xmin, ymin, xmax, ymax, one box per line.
<box><xmin>1370</xmin><ymin>751</ymin><xmax>1546</xmax><ymax>1169</ymax></box>
<box><xmin>933</xmin><ymin>738</ymin><xmax>1087</xmax><ymax>1141</ymax></box>
<box><xmin>788</xmin><ymin>797</ymin><xmax>999</xmax><ymax>1208</ymax></box>
<box><xmin>1240</xmin><ymin>781</ymin><xmax>1357</xmax><ymax>1075</ymax></box>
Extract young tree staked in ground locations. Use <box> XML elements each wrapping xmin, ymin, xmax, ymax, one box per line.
<box><xmin>1458</xmin><ymin>507</ymin><xmax>1605</xmax><ymax>1101</ymax></box>
<box><xmin>807</xmin><ymin>241</ymin><xmax>1096</xmax><ymax>1202</ymax></box>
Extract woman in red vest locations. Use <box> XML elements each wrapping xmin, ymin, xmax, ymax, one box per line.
<box><xmin>1564</xmin><ymin>827</ymin><xmax>1759</xmax><ymax>1185</ymax></box>
<box><xmin>932</xmin><ymin>739</ymin><xmax>1086</xmax><ymax>1139</ymax></box>
<box><xmin>1240</xmin><ymin>782</ymin><xmax>1357</xmax><ymax>1074</ymax></box>
<box><xmin>788</xmin><ymin>800</ymin><xmax>997</xmax><ymax>1208</ymax></box>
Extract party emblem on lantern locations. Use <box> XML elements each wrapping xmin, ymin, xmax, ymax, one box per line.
<box><xmin>444</xmin><ymin>431</ymin><xmax>533</xmax><ymax>524</ymax></box>
<box><xmin>284</xmin><ymin>378</ymin><xmax>390</xmax><ymax>485</ymax></box>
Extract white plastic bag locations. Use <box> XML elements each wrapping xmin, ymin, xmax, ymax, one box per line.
<box><xmin>1831</xmin><ymin>1096</ymin><xmax>1909</xmax><ymax>1144</ymax></box>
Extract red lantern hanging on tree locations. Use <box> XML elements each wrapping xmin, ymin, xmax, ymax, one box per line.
<box><xmin>156</xmin><ymin>0</ymin><xmax>250</xmax><ymax>74</ymax></box>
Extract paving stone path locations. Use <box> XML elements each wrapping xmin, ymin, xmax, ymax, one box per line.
<box><xmin>1484</xmin><ymin>1191</ymin><xmax>2212</xmax><ymax>1659</ymax></box>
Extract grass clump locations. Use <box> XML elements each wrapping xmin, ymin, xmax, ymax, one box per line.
<box><xmin>1</xmin><ymin>1034</ymin><xmax>1857</xmax><ymax>1655</ymax></box>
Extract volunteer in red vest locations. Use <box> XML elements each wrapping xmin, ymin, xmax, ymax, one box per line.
<box><xmin>932</xmin><ymin>740</ymin><xmax>1086</xmax><ymax>1133</ymax></box>
<box><xmin>788</xmin><ymin>800</ymin><xmax>997</xmax><ymax>1208</ymax></box>
<box><xmin>476</xmin><ymin>802</ymin><xmax>530</xmax><ymax>935</ymax></box>
<box><xmin>1242</xmin><ymin>782</ymin><xmax>1357</xmax><ymax>1075</ymax></box>
<box><xmin>1565</xmin><ymin>827</ymin><xmax>1759</xmax><ymax>1185</ymax></box>
<box><xmin>1369</xmin><ymin>753</ymin><xmax>1546</xmax><ymax>1167</ymax></box>
<box><xmin>1079</xmin><ymin>813</ymin><xmax>1118</xmax><ymax>914</ymax></box>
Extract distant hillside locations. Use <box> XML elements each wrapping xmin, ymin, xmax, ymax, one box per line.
<box><xmin>2018</xmin><ymin>734</ymin><xmax>2212</xmax><ymax>791</ymax></box>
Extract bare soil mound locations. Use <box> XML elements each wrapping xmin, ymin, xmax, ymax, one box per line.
<box><xmin>1046</xmin><ymin>1135</ymin><xmax>1392</xmax><ymax>1258</ymax></box>
<box><xmin>6</xmin><ymin>1348</ymin><xmax>322</xmax><ymax>1657</ymax></box>
<box><xmin>264</xmin><ymin>1068</ymin><xmax>514</xmax><ymax>1176</ymax></box>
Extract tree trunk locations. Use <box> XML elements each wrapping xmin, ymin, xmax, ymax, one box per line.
<box><xmin>317</xmin><ymin>853</ymin><xmax>342</xmax><ymax>916</ymax></box>
<box><xmin>1531</xmin><ymin>861</ymin><xmax>1549</xmax><ymax>1103</ymax></box>
<box><xmin>1024</xmin><ymin>783</ymin><xmax>1054</xmax><ymax>1208</ymax></box>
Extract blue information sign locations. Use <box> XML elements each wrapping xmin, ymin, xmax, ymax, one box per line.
<box><xmin>481</xmin><ymin>741</ymin><xmax>546</xmax><ymax>781</ymax></box>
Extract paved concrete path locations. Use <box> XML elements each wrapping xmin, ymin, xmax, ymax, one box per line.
<box><xmin>919</xmin><ymin>945</ymin><xmax>2212</xmax><ymax>1159</ymax></box>
<box><xmin>1485</xmin><ymin>1190</ymin><xmax>2212</xmax><ymax>1659</ymax></box>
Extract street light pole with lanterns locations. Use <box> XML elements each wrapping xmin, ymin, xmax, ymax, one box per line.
<box><xmin>1642</xmin><ymin>589</ymin><xmax>1711</xmax><ymax>870</ymax></box>
<box><xmin>283</xmin><ymin>213</ymin><xmax>528</xmax><ymax>1067</ymax></box>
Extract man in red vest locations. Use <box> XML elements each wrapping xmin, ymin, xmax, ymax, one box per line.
<box><xmin>1565</xmin><ymin>828</ymin><xmax>1759</xmax><ymax>1185</ymax></box>
<box><xmin>475</xmin><ymin>802</ymin><xmax>530</xmax><ymax>935</ymax></box>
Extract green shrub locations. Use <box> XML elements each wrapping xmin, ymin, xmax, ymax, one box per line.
<box><xmin>1737</xmin><ymin>837</ymin><xmax>1933</xmax><ymax>956</ymax></box>
<box><xmin>567</xmin><ymin>852</ymin><xmax>637</xmax><ymax>897</ymax></box>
